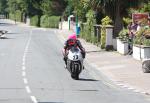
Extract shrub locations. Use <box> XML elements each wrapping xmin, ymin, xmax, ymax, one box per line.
<box><xmin>40</xmin><ymin>15</ymin><xmax>49</xmax><ymax>28</ymax></box>
<box><xmin>30</xmin><ymin>15</ymin><xmax>40</xmax><ymax>27</ymax></box>
<box><xmin>123</xmin><ymin>17</ymin><xmax>132</xmax><ymax>28</ymax></box>
<box><xmin>85</xmin><ymin>10</ymin><xmax>96</xmax><ymax>43</ymax></box>
<box><xmin>133</xmin><ymin>37</ymin><xmax>142</xmax><ymax>45</ymax></box>
<box><xmin>118</xmin><ymin>28</ymin><xmax>129</xmax><ymax>41</ymax></box>
<box><xmin>9</xmin><ymin>10</ymin><xmax>22</xmax><ymax>22</ymax></box>
<box><xmin>49</xmin><ymin>16</ymin><xmax>60</xmax><ymax>28</ymax></box>
<box><xmin>143</xmin><ymin>39</ymin><xmax>150</xmax><ymax>46</ymax></box>
<box><xmin>101</xmin><ymin>16</ymin><xmax>112</xmax><ymax>49</ymax></box>
<box><xmin>40</xmin><ymin>15</ymin><xmax>60</xmax><ymax>28</ymax></box>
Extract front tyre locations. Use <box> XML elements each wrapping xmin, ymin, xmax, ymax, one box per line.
<box><xmin>71</xmin><ymin>74</ymin><xmax>79</xmax><ymax>80</ymax></box>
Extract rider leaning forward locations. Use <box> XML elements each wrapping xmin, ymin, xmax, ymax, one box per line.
<box><xmin>62</xmin><ymin>33</ymin><xmax>86</xmax><ymax>66</ymax></box>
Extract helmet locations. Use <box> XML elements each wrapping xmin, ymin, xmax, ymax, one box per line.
<box><xmin>68</xmin><ymin>33</ymin><xmax>77</xmax><ymax>40</ymax></box>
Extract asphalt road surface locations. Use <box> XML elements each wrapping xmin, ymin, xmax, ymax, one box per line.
<box><xmin>0</xmin><ymin>20</ymin><xmax>150</xmax><ymax>103</ymax></box>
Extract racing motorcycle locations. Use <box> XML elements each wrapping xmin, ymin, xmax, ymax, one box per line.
<box><xmin>66</xmin><ymin>46</ymin><xmax>84</xmax><ymax>80</ymax></box>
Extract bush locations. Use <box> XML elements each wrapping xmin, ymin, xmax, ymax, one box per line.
<box><xmin>118</xmin><ymin>28</ymin><xmax>129</xmax><ymax>41</ymax></box>
<box><xmin>85</xmin><ymin>10</ymin><xmax>96</xmax><ymax>43</ymax></box>
<box><xmin>30</xmin><ymin>15</ymin><xmax>40</xmax><ymax>27</ymax></box>
<box><xmin>9</xmin><ymin>10</ymin><xmax>22</xmax><ymax>22</ymax></box>
<box><xmin>123</xmin><ymin>17</ymin><xmax>132</xmax><ymax>28</ymax></box>
<box><xmin>49</xmin><ymin>16</ymin><xmax>60</xmax><ymax>28</ymax></box>
<box><xmin>134</xmin><ymin>37</ymin><xmax>150</xmax><ymax>46</ymax></box>
<box><xmin>40</xmin><ymin>15</ymin><xmax>60</xmax><ymax>28</ymax></box>
<box><xmin>101</xmin><ymin>16</ymin><xmax>112</xmax><ymax>49</ymax></box>
<box><xmin>143</xmin><ymin>39</ymin><xmax>150</xmax><ymax>46</ymax></box>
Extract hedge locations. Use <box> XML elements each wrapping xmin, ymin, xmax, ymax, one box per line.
<box><xmin>9</xmin><ymin>10</ymin><xmax>22</xmax><ymax>22</ymax></box>
<box><xmin>40</xmin><ymin>15</ymin><xmax>60</xmax><ymax>28</ymax></box>
<box><xmin>30</xmin><ymin>15</ymin><xmax>40</xmax><ymax>27</ymax></box>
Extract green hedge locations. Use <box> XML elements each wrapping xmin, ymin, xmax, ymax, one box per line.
<box><xmin>9</xmin><ymin>10</ymin><xmax>22</xmax><ymax>22</ymax></box>
<box><xmin>30</xmin><ymin>15</ymin><xmax>40</xmax><ymax>27</ymax></box>
<box><xmin>40</xmin><ymin>15</ymin><xmax>60</xmax><ymax>28</ymax></box>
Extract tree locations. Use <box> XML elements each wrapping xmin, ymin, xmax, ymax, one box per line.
<box><xmin>26</xmin><ymin>0</ymin><xmax>43</xmax><ymax>16</ymax></box>
<box><xmin>40</xmin><ymin>0</ymin><xmax>67</xmax><ymax>16</ymax></box>
<box><xmin>0</xmin><ymin>0</ymin><xmax>7</xmax><ymax>14</ymax></box>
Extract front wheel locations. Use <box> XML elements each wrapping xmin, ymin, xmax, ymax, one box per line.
<box><xmin>71</xmin><ymin>74</ymin><xmax>79</xmax><ymax>80</ymax></box>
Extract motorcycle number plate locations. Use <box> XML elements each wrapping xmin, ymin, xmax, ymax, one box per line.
<box><xmin>73</xmin><ymin>55</ymin><xmax>78</xmax><ymax>60</ymax></box>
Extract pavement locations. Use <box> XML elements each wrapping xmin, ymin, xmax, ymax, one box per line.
<box><xmin>56</xmin><ymin>29</ymin><xmax>150</xmax><ymax>95</ymax></box>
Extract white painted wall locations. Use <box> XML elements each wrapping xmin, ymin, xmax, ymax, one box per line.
<box><xmin>117</xmin><ymin>39</ymin><xmax>129</xmax><ymax>55</ymax></box>
<box><xmin>133</xmin><ymin>45</ymin><xmax>150</xmax><ymax>60</ymax></box>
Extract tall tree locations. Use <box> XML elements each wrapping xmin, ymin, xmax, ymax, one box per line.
<box><xmin>40</xmin><ymin>0</ymin><xmax>67</xmax><ymax>16</ymax></box>
<box><xmin>0</xmin><ymin>0</ymin><xmax>7</xmax><ymax>14</ymax></box>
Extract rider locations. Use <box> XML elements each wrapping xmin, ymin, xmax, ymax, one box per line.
<box><xmin>63</xmin><ymin>33</ymin><xmax>86</xmax><ymax>66</ymax></box>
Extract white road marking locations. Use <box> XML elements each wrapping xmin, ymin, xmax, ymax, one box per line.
<box><xmin>23</xmin><ymin>78</ymin><xmax>28</xmax><ymax>84</ymax></box>
<box><xmin>23</xmin><ymin>55</ymin><xmax>26</xmax><ymax>59</ymax></box>
<box><xmin>134</xmin><ymin>90</ymin><xmax>140</xmax><ymax>93</ymax></box>
<box><xmin>21</xmin><ymin>29</ymin><xmax>38</xmax><ymax>103</ymax></box>
<box><xmin>25</xmin><ymin>86</ymin><xmax>31</xmax><ymax>94</ymax></box>
<box><xmin>30</xmin><ymin>96</ymin><xmax>38</xmax><ymax>103</ymax></box>
<box><xmin>127</xmin><ymin>87</ymin><xmax>135</xmax><ymax>90</ymax></box>
<box><xmin>22</xmin><ymin>62</ymin><xmax>25</xmax><ymax>66</ymax></box>
<box><xmin>22</xmin><ymin>71</ymin><xmax>26</xmax><ymax>77</ymax></box>
<box><xmin>22</xmin><ymin>66</ymin><xmax>26</xmax><ymax>70</ymax></box>
<box><xmin>22</xmin><ymin>58</ymin><xmax>26</xmax><ymax>63</ymax></box>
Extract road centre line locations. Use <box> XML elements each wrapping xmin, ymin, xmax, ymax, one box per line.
<box><xmin>25</xmin><ymin>86</ymin><xmax>31</xmax><ymax>94</ymax></box>
<box><xmin>30</xmin><ymin>96</ymin><xmax>38</xmax><ymax>103</ymax></box>
<box><xmin>23</xmin><ymin>78</ymin><xmax>28</xmax><ymax>84</ymax></box>
<box><xmin>22</xmin><ymin>66</ymin><xmax>26</xmax><ymax>70</ymax></box>
<box><xmin>21</xmin><ymin>29</ymin><xmax>38</xmax><ymax>103</ymax></box>
<box><xmin>22</xmin><ymin>71</ymin><xmax>26</xmax><ymax>77</ymax></box>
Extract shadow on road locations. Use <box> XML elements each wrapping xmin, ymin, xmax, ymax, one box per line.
<box><xmin>7</xmin><ymin>33</ymin><xmax>20</xmax><ymax>35</ymax></box>
<box><xmin>0</xmin><ymin>37</ymin><xmax>14</xmax><ymax>39</ymax></box>
<box><xmin>0</xmin><ymin>23</ymin><xmax>14</xmax><ymax>26</ymax></box>
<box><xmin>38</xmin><ymin>102</ymin><xmax>64</xmax><ymax>103</ymax></box>
<box><xmin>86</xmin><ymin>50</ymin><xmax>101</xmax><ymax>54</ymax></box>
<box><xmin>78</xmin><ymin>78</ymin><xmax>98</xmax><ymax>81</ymax></box>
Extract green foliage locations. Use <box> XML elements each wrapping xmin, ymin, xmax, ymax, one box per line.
<box><xmin>9</xmin><ymin>10</ymin><xmax>22</xmax><ymax>22</ymax></box>
<box><xmin>134</xmin><ymin>37</ymin><xmax>150</xmax><ymax>46</ymax></box>
<box><xmin>139</xmin><ymin>2</ymin><xmax>150</xmax><ymax>13</ymax></box>
<box><xmin>0</xmin><ymin>0</ymin><xmax>7</xmax><ymax>14</ymax></box>
<box><xmin>101</xmin><ymin>16</ymin><xmax>112</xmax><ymax>49</ymax></box>
<box><xmin>30</xmin><ymin>15</ymin><xmax>40</xmax><ymax>27</ymax></box>
<box><xmin>85</xmin><ymin>10</ymin><xmax>96</xmax><ymax>42</ymax></box>
<box><xmin>40</xmin><ymin>0</ymin><xmax>66</xmax><ymax>16</ymax></box>
<box><xmin>40</xmin><ymin>15</ymin><xmax>60</xmax><ymax>28</ymax></box>
<box><xmin>40</xmin><ymin>15</ymin><xmax>49</xmax><ymax>28</ymax></box>
<box><xmin>134</xmin><ymin>26</ymin><xmax>150</xmax><ymax>46</ymax></box>
<box><xmin>101</xmin><ymin>16</ymin><xmax>112</xmax><ymax>25</ymax></box>
<box><xmin>143</xmin><ymin>39</ymin><xmax>150</xmax><ymax>46</ymax></box>
<box><xmin>118</xmin><ymin>28</ymin><xmax>129</xmax><ymax>41</ymax></box>
<box><xmin>123</xmin><ymin>17</ymin><xmax>132</xmax><ymax>28</ymax></box>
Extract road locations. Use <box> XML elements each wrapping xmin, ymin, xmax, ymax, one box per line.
<box><xmin>0</xmin><ymin>20</ymin><xmax>150</xmax><ymax>103</ymax></box>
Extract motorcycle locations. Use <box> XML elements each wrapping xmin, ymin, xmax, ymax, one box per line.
<box><xmin>66</xmin><ymin>46</ymin><xmax>84</xmax><ymax>80</ymax></box>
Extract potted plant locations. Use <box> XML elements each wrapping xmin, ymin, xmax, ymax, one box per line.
<box><xmin>133</xmin><ymin>27</ymin><xmax>150</xmax><ymax>60</ymax></box>
<box><xmin>117</xmin><ymin>28</ymin><xmax>129</xmax><ymax>55</ymax></box>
